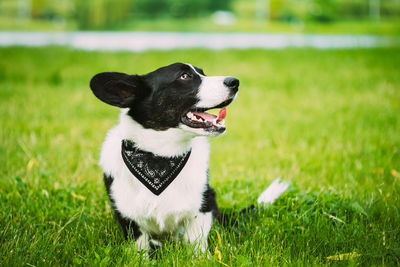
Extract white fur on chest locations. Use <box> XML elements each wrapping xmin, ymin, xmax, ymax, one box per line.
<box><xmin>99</xmin><ymin>111</ymin><xmax>210</xmax><ymax>235</ymax></box>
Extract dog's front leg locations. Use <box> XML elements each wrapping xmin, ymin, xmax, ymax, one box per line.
<box><xmin>135</xmin><ymin>232</ymin><xmax>150</xmax><ymax>251</ymax></box>
<box><xmin>184</xmin><ymin>212</ymin><xmax>212</xmax><ymax>253</ymax></box>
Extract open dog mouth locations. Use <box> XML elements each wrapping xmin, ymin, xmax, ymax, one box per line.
<box><xmin>181</xmin><ymin>98</ymin><xmax>233</xmax><ymax>133</ymax></box>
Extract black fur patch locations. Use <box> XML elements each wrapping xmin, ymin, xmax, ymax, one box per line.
<box><xmin>127</xmin><ymin>63</ymin><xmax>202</xmax><ymax>130</ymax></box>
<box><xmin>200</xmin><ymin>183</ymin><xmax>221</xmax><ymax>219</ymax></box>
<box><xmin>90</xmin><ymin>63</ymin><xmax>204</xmax><ymax>131</ymax></box>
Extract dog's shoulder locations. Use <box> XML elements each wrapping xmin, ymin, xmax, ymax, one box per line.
<box><xmin>99</xmin><ymin>123</ymin><xmax>124</xmax><ymax>178</ymax></box>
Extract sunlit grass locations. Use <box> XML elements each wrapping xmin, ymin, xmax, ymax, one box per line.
<box><xmin>119</xmin><ymin>17</ymin><xmax>400</xmax><ymax>35</ymax></box>
<box><xmin>1</xmin><ymin>16</ymin><xmax>400</xmax><ymax>35</ymax></box>
<box><xmin>0</xmin><ymin>46</ymin><xmax>399</xmax><ymax>265</ymax></box>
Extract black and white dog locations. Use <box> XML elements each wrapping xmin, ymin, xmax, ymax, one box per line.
<box><xmin>90</xmin><ymin>63</ymin><xmax>288</xmax><ymax>253</ymax></box>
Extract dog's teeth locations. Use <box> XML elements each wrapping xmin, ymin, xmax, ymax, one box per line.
<box><xmin>187</xmin><ymin>112</ymin><xmax>195</xmax><ymax>120</ymax></box>
<box><xmin>194</xmin><ymin>116</ymin><xmax>203</xmax><ymax>122</ymax></box>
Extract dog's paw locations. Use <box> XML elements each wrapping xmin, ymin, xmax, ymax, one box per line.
<box><xmin>257</xmin><ymin>178</ymin><xmax>289</xmax><ymax>205</ymax></box>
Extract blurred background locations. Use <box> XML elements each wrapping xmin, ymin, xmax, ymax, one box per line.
<box><xmin>1</xmin><ymin>0</ymin><xmax>400</xmax><ymax>34</ymax></box>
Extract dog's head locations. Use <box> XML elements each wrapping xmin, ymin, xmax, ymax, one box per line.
<box><xmin>90</xmin><ymin>63</ymin><xmax>239</xmax><ymax>136</ymax></box>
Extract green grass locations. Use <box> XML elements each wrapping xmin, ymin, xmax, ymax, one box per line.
<box><xmin>1</xmin><ymin>16</ymin><xmax>400</xmax><ymax>35</ymax></box>
<box><xmin>117</xmin><ymin>18</ymin><xmax>400</xmax><ymax>35</ymax></box>
<box><xmin>0</xmin><ymin>46</ymin><xmax>399</xmax><ymax>266</ymax></box>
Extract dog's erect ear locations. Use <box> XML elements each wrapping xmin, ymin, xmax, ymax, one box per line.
<box><xmin>90</xmin><ymin>72</ymin><xmax>148</xmax><ymax>108</ymax></box>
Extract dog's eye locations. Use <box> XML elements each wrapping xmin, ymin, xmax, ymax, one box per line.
<box><xmin>180</xmin><ymin>73</ymin><xmax>191</xmax><ymax>80</ymax></box>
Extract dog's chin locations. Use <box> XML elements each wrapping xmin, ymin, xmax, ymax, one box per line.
<box><xmin>178</xmin><ymin>123</ymin><xmax>226</xmax><ymax>137</ymax></box>
<box><xmin>179</xmin><ymin>111</ymin><xmax>228</xmax><ymax>137</ymax></box>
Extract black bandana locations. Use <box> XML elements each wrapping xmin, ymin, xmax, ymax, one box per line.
<box><xmin>121</xmin><ymin>140</ymin><xmax>191</xmax><ymax>195</ymax></box>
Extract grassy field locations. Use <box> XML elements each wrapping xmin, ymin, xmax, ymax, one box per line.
<box><xmin>2</xmin><ymin>16</ymin><xmax>400</xmax><ymax>35</ymax></box>
<box><xmin>117</xmin><ymin>18</ymin><xmax>400</xmax><ymax>35</ymax></box>
<box><xmin>0</xmin><ymin>46</ymin><xmax>399</xmax><ymax>266</ymax></box>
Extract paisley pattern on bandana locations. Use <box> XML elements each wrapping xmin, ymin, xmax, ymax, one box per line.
<box><xmin>121</xmin><ymin>140</ymin><xmax>191</xmax><ymax>195</ymax></box>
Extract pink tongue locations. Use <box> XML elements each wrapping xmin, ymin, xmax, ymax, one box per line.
<box><xmin>192</xmin><ymin>111</ymin><xmax>216</xmax><ymax>122</ymax></box>
<box><xmin>217</xmin><ymin>107</ymin><xmax>226</xmax><ymax>122</ymax></box>
<box><xmin>192</xmin><ymin>107</ymin><xmax>227</xmax><ymax>123</ymax></box>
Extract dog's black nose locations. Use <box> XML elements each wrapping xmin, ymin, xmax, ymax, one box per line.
<box><xmin>224</xmin><ymin>77</ymin><xmax>239</xmax><ymax>93</ymax></box>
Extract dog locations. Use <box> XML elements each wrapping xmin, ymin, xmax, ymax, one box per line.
<box><xmin>90</xmin><ymin>63</ymin><xmax>288</xmax><ymax>253</ymax></box>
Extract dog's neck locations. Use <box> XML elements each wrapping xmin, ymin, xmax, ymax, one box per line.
<box><xmin>118</xmin><ymin>109</ymin><xmax>197</xmax><ymax>157</ymax></box>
